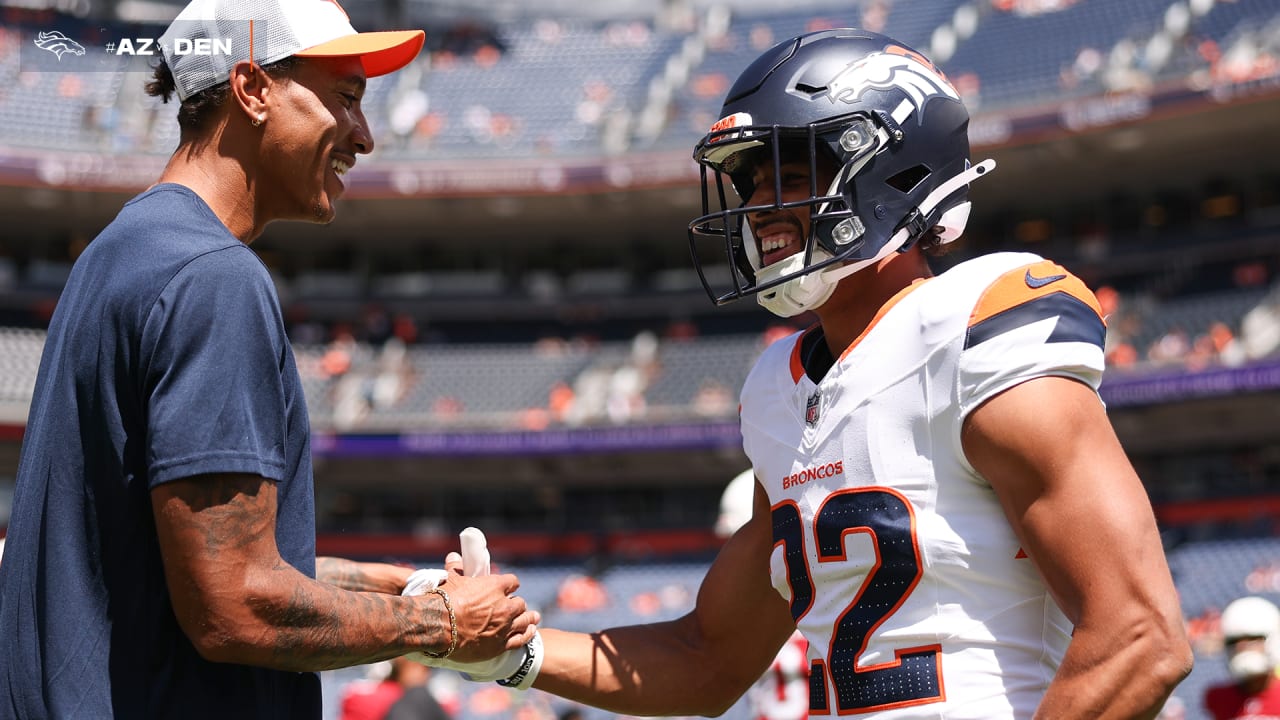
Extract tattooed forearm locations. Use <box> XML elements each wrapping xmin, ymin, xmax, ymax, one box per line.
<box><xmin>250</xmin><ymin>557</ymin><xmax>451</xmax><ymax>671</ymax></box>
<box><xmin>316</xmin><ymin>557</ymin><xmax>412</xmax><ymax>594</ymax></box>
<box><xmin>315</xmin><ymin>557</ymin><xmax>364</xmax><ymax>590</ymax></box>
<box><xmin>154</xmin><ymin>474</ymin><xmax>456</xmax><ymax>672</ymax></box>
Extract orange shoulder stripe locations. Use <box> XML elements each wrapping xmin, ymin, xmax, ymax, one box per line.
<box><xmin>969</xmin><ymin>260</ymin><xmax>1103</xmax><ymax>329</ymax></box>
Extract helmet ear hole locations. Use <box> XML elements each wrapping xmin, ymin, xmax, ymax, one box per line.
<box><xmin>886</xmin><ymin>164</ymin><xmax>932</xmax><ymax>193</ymax></box>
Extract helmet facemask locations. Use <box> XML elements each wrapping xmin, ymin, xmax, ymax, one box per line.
<box><xmin>689</xmin><ymin>115</ymin><xmax>887</xmax><ymax>317</ymax></box>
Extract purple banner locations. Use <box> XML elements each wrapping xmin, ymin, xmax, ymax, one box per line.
<box><xmin>1100</xmin><ymin>359</ymin><xmax>1280</xmax><ymax>408</ymax></box>
<box><xmin>312</xmin><ymin>421</ymin><xmax>743</xmax><ymax>458</ymax></box>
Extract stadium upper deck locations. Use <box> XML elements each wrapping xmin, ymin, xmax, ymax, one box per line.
<box><xmin>1</xmin><ymin>0</ymin><xmax>1278</xmax><ymax>160</ymax></box>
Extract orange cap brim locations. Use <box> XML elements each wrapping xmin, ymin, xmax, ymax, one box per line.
<box><xmin>296</xmin><ymin>29</ymin><xmax>425</xmax><ymax>78</ymax></box>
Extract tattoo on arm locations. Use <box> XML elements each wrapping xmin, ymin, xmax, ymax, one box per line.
<box><xmin>258</xmin><ymin>557</ymin><xmax>451</xmax><ymax>670</ymax></box>
<box><xmin>156</xmin><ymin>475</ymin><xmax>450</xmax><ymax>672</ymax></box>
<box><xmin>171</xmin><ymin>475</ymin><xmax>271</xmax><ymax>553</ymax></box>
<box><xmin>316</xmin><ymin>557</ymin><xmax>409</xmax><ymax>593</ymax></box>
<box><xmin>316</xmin><ymin>557</ymin><xmax>370</xmax><ymax>590</ymax></box>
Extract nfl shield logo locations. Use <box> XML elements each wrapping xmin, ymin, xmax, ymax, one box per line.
<box><xmin>805</xmin><ymin>392</ymin><xmax>821</xmax><ymax>427</ymax></box>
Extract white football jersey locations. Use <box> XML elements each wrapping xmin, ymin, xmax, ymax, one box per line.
<box><xmin>740</xmin><ymin>252</ymin><xmax>1107</xmax><ymax>719</ymax></box>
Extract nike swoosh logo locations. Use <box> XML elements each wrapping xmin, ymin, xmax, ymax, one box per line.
<box><xmin>1024</xmin><ymin>269</ymin><xmax>1067</xmax><ymax>288</ymax></box>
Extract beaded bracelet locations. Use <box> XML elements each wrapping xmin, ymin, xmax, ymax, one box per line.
<box><xmin>422</xmin><ymin>587</ymin><xmax>458</xmax><ymax>659</ymax></box>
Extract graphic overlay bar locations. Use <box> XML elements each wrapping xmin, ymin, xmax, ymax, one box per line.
<box><xmin>19</xmin><ymin>19</ymin><xmax>268</xmax><ymax>75</ymax></box>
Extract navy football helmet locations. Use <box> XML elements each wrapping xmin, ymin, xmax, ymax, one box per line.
<box><xmin>688</xmin><ymin>28</ymin><xmax>994</xmax><ymax>316</ymax></box>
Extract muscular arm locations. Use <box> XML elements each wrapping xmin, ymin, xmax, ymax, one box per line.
<box><xmin>963</xmin><ymin>376</ymin><xmax>1193</xmax><ymax>719</ymax></box>
<box><xmin>153</xmin><ymin>474</ymin><xmax>534</xmax><ymax>672</ymax></box>
<box><xmin>534</xmin><ymin>481</ymin><xmax>796</xmax><ymax>716</ymax></box>
<box><xmin>316</xmin><ymin>556</ymin><xmax>412</xmax><ymax>594</ymax></box>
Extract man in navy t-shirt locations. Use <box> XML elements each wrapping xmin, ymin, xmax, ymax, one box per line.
<box><xmin>5</xmin><ymin>183</ymin><xmax>323</xmax><ymax>717</ymax></box>
<box><xmin>0</xmin><ymin>0</ymin><xmax>537</xmax><ymax>717</ymax></box>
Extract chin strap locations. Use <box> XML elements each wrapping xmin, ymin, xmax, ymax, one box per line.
<box><xmin>755</xmin><ymin>251</ymin><xmax>840</xmax><ymax>317</ymax></box>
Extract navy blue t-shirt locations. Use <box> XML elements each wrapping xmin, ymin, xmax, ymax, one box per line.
<box><xmin>0</xmin><ymin>184</ymin><xmax>320</xmax><ymax>718</ymax></box>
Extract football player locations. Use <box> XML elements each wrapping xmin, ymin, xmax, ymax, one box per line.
<box><xmin>416</xmin><ymin>28</ymin><xmax>1192</xmax><ymax>718</ymax></box>
<box><xmin>1204</xmin><ymin>596</ymin><xmax>1280</xmax><ymax>719</ymax></box>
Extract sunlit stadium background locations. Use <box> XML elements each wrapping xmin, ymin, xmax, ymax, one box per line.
<box><xmin>2</xmin><ymin>0</ymin><xmax>1279</xmax><ymax>717</ymax></box>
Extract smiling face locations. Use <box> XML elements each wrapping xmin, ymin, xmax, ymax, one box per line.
<box><xmin>258</xmin><ymin>55</ymin><xmax>373</xmax><ymax>224</ymax></box>
<box><xmin>742</xmin><ymin>148</ymin><xmax>840</xmax><ymax>269</ymax></box>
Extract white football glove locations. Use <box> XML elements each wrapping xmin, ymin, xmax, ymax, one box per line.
<box><xmin>402</xmin><ymin>527</ymin><xmax>543</xmax><ymax>689</ymax></box>
<box><xmin>459</xmin><ymin>526</ymin><xmax>491</xmax><ymax>577</ymax></box>
<box><xmin>402</xmin><ymin>568</ymin><xmax>449</xmax><ymax>596</ymax></box>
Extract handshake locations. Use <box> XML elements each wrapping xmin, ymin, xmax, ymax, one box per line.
<box><xmin>401</xmin><ymin>528</ymin><xmax>543</xmax><ymax>689</ymax></box>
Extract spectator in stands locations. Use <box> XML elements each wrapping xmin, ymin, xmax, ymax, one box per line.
<box><xmin>1094</xmin><ymin>284</ymin><xmax>1120</xmax><ymax>317</ymax></box>
<box><xmin>338</xmin><ymin>656</ymin><xmax>453</xmax><ymax>720</ymax></box>
<box><xmin>433</xmin><ymin>395</ymin><xmax>465</xmax><ymax>418</ymax></box>
<box><xmin>339</xmin><ymin>658</ymin><xmax>420</xmax><ymax>720</ymax></box>
<box><xmin>1241</xmin><ymin>294</ymin><xmax>1280</xmax><ymax>361</ymax></box>
<box><xmin>413</xmin><ymin>28</ymin><xmax>1191</xmax><ymax>718</ymax></box>
<box><xmin>1187</xmin><ymin>606</ymin><xmax>1225</xmax><ymax>657</ymax></box>
<box><xmin>760</xmin><ymin>322</ymin><xmax>802</xmax><ymax>347</ymax></box>
<box><xmin>1106</xmin><ymin>339</ymin><xmax>1140</xmax><ymax>368</ymax></box>
<box><xmin>1204</xmin><ymin>596</ymin><xmax>1280</xmax><ymax>719</ymax></box>
<box><xmin>548</xmin><ymin>381</ymin><xmax>575</xmax><ymax>424</ymax></box>
<box><xmin>0</xmin><ymin>1</ymin><xmax>536</xmax><ymax>717</ymax></box>
<box><xmin>1247</xmin><ymin>562</ymin><xmax>1280</xmax><ymax>594</ymax></box>
<box><xmin>692</xmin><ymin>378</ymin><xmax>733</xmax><ymax>417</ymax></box>
<box><xmin>1149</xmin><ymin>326</ymin><xmax>1192</xmax><ymax>365</ymax></box>
<box><xmin>322</xmin><ymin>325</ymin><xmax>359</xmax><ymax>378</ymax></box>
<box><xmin>749</xmin><ymin>24</ymin><xmax>775</xmax><ymax>51</ymax></box>
<box><xmin>860</xmin><ymin>0</ymin><xmax>889</xmax><ymax>33</ymax></box>
<box><xmin>1208</xmin><ymin>321</ymin><xmax>1247</xmax><ymax>367</ymax></box>
<box><xmin>555</xmin><ymin>574</ymin><xmax>609</xmax><ymax>613</ymax></box>
<box><xmin>361</xmin><ymin>304</ymin><xmax>395</xmax><ymax>346</ymax></box>
<box><xmin>393</xmin><ymin>312</ymin><xmax>421</xmax><ymax>345</ymax></box>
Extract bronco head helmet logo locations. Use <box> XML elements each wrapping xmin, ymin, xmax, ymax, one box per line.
<box><xmin>822</xmin><ymin>46</ymin><xmax>960</xmax><ymax>119</ymax></box>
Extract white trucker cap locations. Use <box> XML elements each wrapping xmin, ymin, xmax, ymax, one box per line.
<box><xmin>159</xmin><ymin>0</ymin><xmax>425</xmax><ymax>102</ymax></box>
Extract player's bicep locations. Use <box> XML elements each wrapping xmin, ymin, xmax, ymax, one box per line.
<box><xmin>152</xmin><ymin>474</ymin><xmax>283</xmax><ymax>631</ymax></box>
<box><xmin>961</xmin><ymin>376</ymin><xmax>1173</xmax><ymax>625</ymax></box>
<box><xmin>690</xmin><ymin>479</ymin><xmax>794</xmax><ymax>681</ymax></box>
